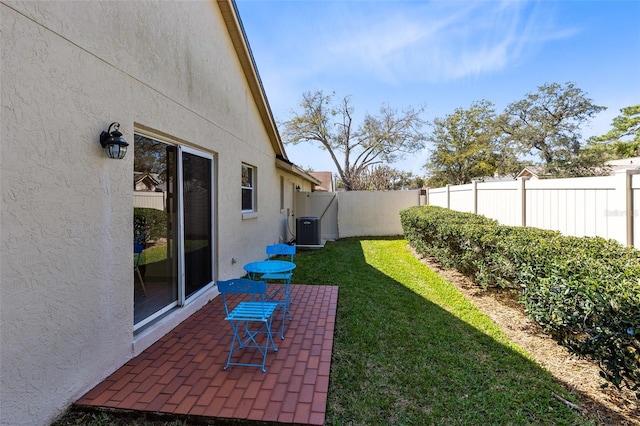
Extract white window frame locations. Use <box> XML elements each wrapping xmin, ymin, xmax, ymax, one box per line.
<box><xmin>178</xmin><ymin>145</ymin><xmax>215</xmax><ymax>304</ymax></box>
<box><xmin>241</xmin><ymin>163</ymin><xmax>256</xmax><ymax>214</ymax></box>
<box><xmin>280</xmin><ymin>175</ymin><xmax>285</xmax><ymax>212</ymax></box>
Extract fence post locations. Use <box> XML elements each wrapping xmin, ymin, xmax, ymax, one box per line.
<box><xmin>625</xmin><ymin>171</ymin><xmax>633</xmax><ymax>247</ymax></box>
<box><xmin>446</xmin><ymin>184</ymin><xmax>451</xmax><ymax>209</ymax></box>
<box><xmin>471</xmin><ymin>180</ymin><xmax>478</xmax><ymax>214</ymax></box>
<box><xmin>517</xmin><ymin>177</ymin><xmax>529</xmax><ymax>227</ymax></box>
<box><xmin>617</xmin><ymin>169</ymin><xmax>635</xmax><ymax>247</ymax></box>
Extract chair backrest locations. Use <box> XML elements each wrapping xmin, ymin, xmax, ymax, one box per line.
<box><xmin>217</xmin><ymin>278</ymin><xmax>268</xmax><ymax>316</ymax></box>
<box><xmin>266</xmin><ymin>243</ymin><xmax>296</xmax><ymax>262</ymax></box>
<box><xmin>134</xmin><ymin>243</ymin><xmax>144</xmax><ymax>267</ymax></box>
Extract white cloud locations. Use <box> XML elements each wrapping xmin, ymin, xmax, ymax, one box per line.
<box><xmin>270</xmin><ymin>1</ymin><xmax>580</xmax><ymax>84</ymax></box>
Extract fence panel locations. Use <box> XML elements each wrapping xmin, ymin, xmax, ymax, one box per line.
<box><xmin>427</xmin><ymin>169</ymin><xmax>640</xmax><ymax>248</ymax></box>
<box><xmin>295</xmin><ymin>190</ymin><xmax>424</xmax><ymax>240</ymax></box>
<box><xmin>426</xmin><ymin>187</ymin><xmax>448</xmax><ymax>208</ymax></box>
<box><xmin>525</xmin><ymin>176</ymin><xmax>617</xmax><ymax>239</ymax></box>
<box><xmin>295</xmin><ymin>192</ymin><xmax>339</xmax><ymax>241</ymax></box>
<box><xmin>449</xmin><ymin>184</ymin><xmax>474</xmax><ymax>213</ymax></box>
<box><xmin>477</xmin><ymin>181</ymin><xmax>520</xmax><ymax>226</ymax></box>
<box><xmin>133</xmin><ymin>191</ymin><xmax>165</xmax><ymax>210</ymax></box>
<box><xmin>338</xmin><ymin>190</ymin><xmax>422</xmax><ymax>238</ymax></box>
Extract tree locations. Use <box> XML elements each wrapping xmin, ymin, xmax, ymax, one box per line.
<box><xmin>425</xmin><ymin>100</ymin><xmax>511</xmax><ymax>186</ymax></box>
<box><xmin>392</xmin><ymin>171</ymin><xmax>425</xmax><ymax>190</ymax></box>
<box><xmin>498</xmin><ymin>82</ymin><xmax>606</xmax><ymax>174</ymax></box>
<box><xmin>352</xmin><ymin>165</ymin><xmax>398</xmax><ymax>190</ymax></box>
<box><xmin>585</xmin><ymin>104</ymin><xmax>640</xmax><ymax>159</ymax></box>
<box><xmin>134</xmin><ymin>134</ymin><xmax>170</xmax><ymax>182</ymax></box>
<box><xmin>281</xmin><ymin>90</ymin><xmax>427</xmax><ymax>190</ymax></box>
<box><xmin>343</xmin><ymin>165</ymin><xmax>425</xmax><ymax>191</ymax></box>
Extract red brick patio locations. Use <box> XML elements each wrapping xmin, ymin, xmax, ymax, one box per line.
<box><xmin>76</xmin><ymin>284</ymin><xmax>338</xmax><ymax>425</ymax></box>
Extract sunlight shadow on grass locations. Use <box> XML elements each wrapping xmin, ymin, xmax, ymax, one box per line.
<box><xmin>293</xmin><ymin>237</ymin><xmax>597</xmax><ymax>425</ymax></box>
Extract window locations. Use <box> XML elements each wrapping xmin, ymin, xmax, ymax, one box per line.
<box><xmin>280</xmin><ymin>176</ymin><xmax>284</xmax><ymax>211</ymax></box>
<box><xmin>242</xmin><ymin>164</ymin><xmax>255</xmax><ymax>212</ymax></box>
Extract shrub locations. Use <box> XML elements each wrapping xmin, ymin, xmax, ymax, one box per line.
<box><xmin>400</xmin><ymin>205</ymin><xmax>640</xmax><ymax>395</ymax></box>
<box><xmin>133</xmin><ymin>207</ymin><xmax>167</xmax><ymax>244</ymax></box>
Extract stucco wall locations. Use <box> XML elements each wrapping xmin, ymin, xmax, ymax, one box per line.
<box><xmin>0</xmin><ymin>1</ymin><xmax>296</xmax><ymax>424</ymax></box>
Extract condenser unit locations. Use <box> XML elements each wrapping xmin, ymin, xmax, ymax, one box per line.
<box><xmin>296</xmin><ymin>216</ymin><xmax>321</xmax><ymax>246</ymax></box>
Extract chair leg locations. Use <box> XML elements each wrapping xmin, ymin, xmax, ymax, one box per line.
<box><xmin>284</xmin><ymin>281</ymin><xmax>292</xmax><ymax>320</ymax></box>
<box><xmin>265</xmin><ymin>280</ymin><xmax>292</xmax><ymax>339</ymax></box>
<box><xmin>225</xmin><ymin>318</ymin><xmax>278</xmax><ymax>372</ymax></box>
<box><xmin>135</xmin><ymin>267</ymin><xmax>147</xmax><ymax>296</ymax></box>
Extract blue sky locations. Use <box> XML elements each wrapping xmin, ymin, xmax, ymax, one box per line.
<box><xmin>235</xmin><ymin>0</ymin><xmax>640</xmax><ymax>176</ymax></box>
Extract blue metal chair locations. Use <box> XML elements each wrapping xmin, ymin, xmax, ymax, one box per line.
<box><xmin>263</xmin><ymin>244</ymin><xmax>296</xmax><ymax>320</ymax></box>
<box><xmin>134</xmin><ymin>242</ymin><xmax>147</xmax><ymax>296</ymax></box>
<box><xmin>265</xmin><ymin>243</ymin><xmax>296</xmax><ymax>263</ymax></box>
<box><xmin>217</xmin><ymin>278</ymin><xmax>281</xmax><ymax>372</ymax></box>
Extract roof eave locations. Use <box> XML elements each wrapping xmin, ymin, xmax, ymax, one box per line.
<box><xmin>275</xmin><ymin>157</ymin><xmax>322</xmax><ymax>185</ymax></box>
<box><xmin>217</xmin><ymin>0</ymin><xmax>286</xmax><ymax>159</ymax></box>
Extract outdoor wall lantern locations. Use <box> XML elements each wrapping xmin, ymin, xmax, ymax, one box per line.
<box><xmin>99</xmin><ymin>122</ymin><xmax>129</xmax><ymax>159</ymax></box>
<box><xmin>296</xmin><ymin>185</ymin><xmax>301</xmax><ymax>192</ymax></box>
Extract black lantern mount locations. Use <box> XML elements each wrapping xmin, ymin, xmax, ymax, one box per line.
<box><xmin>99</xmin><ymin>122</ymin><xmax>129</xmax><ymax>159</ymax></box>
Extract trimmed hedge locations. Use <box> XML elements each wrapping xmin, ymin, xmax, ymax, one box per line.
<box><xmin>400</xmin><ymin>205</ymin><xmax>640</xmax><ymax>395</ymax></box>
<box><xmin>133</xmin><ymin>207</ymin><xmax>167</xmax><ymax>244</ymax></box>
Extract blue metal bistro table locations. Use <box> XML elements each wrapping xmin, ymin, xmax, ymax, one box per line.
<box><xmin>243</xmin><ymin>260</ymin><xmax>296</xmax><ymax>327</ymax></box>
<box><xmin>243</xmin><ymin>260</ymin><xmax>296</xmax><ymax>279</ymax></box>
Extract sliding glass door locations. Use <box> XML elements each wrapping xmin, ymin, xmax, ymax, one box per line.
<box><xmin>181</xmin><ymin>148</ymin><xmax>213</xmax><ymax>299</ymax></box>
<box><xmin>133</xmin><ymin>134</ymin><xmax>214</xmax><ymax>330</ymax></box>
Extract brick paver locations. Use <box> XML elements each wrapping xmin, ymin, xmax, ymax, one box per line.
<box><xmin>76</xmin><ymin>284</ymin><xmax>338</xmax><ymax>425</ymax></box>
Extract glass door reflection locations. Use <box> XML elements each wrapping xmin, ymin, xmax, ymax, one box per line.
<box><xmin>133</xmin><ymin>136</ymin><xmax>179</xmax><ymax>328</ymax></box>
<box><xmin>182</xmin><ymin>150</ymin><xmax>213</xmax><ymax>299</ymax></box>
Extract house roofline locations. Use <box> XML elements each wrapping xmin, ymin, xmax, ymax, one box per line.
<box><xmin>276</xmin><ymin>157</ymin><xmax>322</xmax><ymax>185</ymax></box>
<box><xmin>217</xmin><ymin>0</ymin><xmax>286</xmax><ymax>159</ymax></box>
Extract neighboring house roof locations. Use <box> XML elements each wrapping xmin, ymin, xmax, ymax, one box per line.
<box><xmin>134</xmin><ymin>172</ymin><xmax>161</xmax><ymax>191</ymax></box>
<box><xmin>516</xmin><ymin>166</ymin><xmax>549</xmax><ymax>180</ymax></box>
<box><xmin>515</xmin><ymin>158</ymin><xmax>640</xmax><ymax>180</ymax></box>
<box><xmin>605</xmin><ymin>156</ymin><xmax>640</xmax><ymax>171</ymax></box>
<box><xmin>309</xmin><ymin>171</ymin><xmax>335</xmax><ymax>192</ymax></box>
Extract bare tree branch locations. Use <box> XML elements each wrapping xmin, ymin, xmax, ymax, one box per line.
<box><xmin>282</xmin><ymin>90</ymin><xmax>427</xmax><ymax>190</ymax></box>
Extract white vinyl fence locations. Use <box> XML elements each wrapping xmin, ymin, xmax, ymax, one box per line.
<box><xmin>295</xmin><ymin>189</ymin><xmax>426</xmax><ymax>241</ymax></box>
<box><xmin>426</xmin><ymin>169</ymin><xmax>640</xmax><ymax>248</ymax></box>
<box><xmin>133</xmin><ymin>191</ymin><xmax>165</xmax><ymax>210</ymax></box>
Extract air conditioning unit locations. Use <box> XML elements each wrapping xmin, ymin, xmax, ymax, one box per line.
<box><xmin>296</xmin><ymin>216</ymin><xmax>321</xmax><ymax>246</ymax></box>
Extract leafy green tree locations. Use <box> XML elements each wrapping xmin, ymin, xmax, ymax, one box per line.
<box><xmin>546</xmin><ymin>151</ymin><xmax>612</xmax><ymax>178</ymax></box>
<box><xmin>425</xmin><ymin>100</ymin><xmax>508</xmax><ymax>186</ymax></box>
<box><xmin>585</xmin><ymin>104</ymin><xmax>640</xmax><ymax>159</ymax></box>
<box><xmin>393</xmin><ymin>171</ymin><xmax>425</xmax><ymax>190</ymax></box>
<box><xmin>499</xmin><ymin>82</ymin><xmax>606</xmax><ymax>174</ymax></box>
<box><xmin>281</xmin><ymin>90</ymin><xmax>427</xmax><ymax>191</ymax></box>
<box><xmin>134</xmin><ymin>134</ymin><xmax>170</xmax><ymax>182</ymax></box>
<box><xmin>492</xmin><ymin>142</ymin><xmax>526</xmax><ymax>178</ymax></box>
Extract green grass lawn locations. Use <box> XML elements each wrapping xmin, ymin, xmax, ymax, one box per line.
<box><xmin>57</xmin><ymin>237</ymin><xmax>594</xmax><ymax>425</ymax></box>
<box><xmin>139</xmin><ymin>240</ymin><xmax>208</xmax><ymax>266</ymax></box>
<box><xmin>292</xmin><ymin>237</ymin><xmax>594</xmax><ymax>425</ymax></box>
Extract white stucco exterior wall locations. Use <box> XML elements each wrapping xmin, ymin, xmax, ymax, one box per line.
<box><xmin>1</xmin><ymin>1</ymin><xmax>304</xmax><ymax>424</ymax></box>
